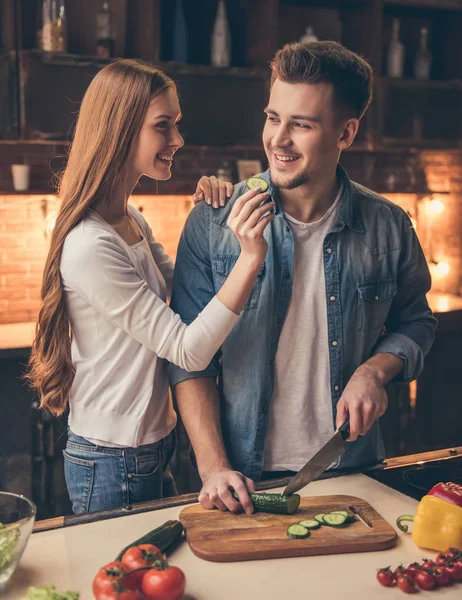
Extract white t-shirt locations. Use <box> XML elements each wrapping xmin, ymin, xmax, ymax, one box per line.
<box><xmin>60</xmin><ymin>205</ymin><xmax>239</xmax><ymax>448</ymax></box>
<box><xmin>263</xmin><ymin>184</ymin><xmax>343</xmax><ymax>471</ymax></box>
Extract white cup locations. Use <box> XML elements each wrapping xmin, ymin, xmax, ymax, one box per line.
<box><xmin>11</xmin><ymin>164</ymin><xmax>30</xmax><ymax>192</ymax></box>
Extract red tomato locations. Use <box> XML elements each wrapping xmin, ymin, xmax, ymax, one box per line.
<box><xmin>405</xmin><ymin>562</ymin><xmax>421</xmax><ymax>581</ymax></box>
<box><xmin>376</xmin><ymin>567</ymin><xmax>394</xmax><ymax>587</ymax></box>
<box><xmin>421</xmin><ymin>558</ymin><xmax>436</xmax><ymax>569</ymax></box>
<box><xmin>93</xmin><ymin>561</ymin><xmax>139</xmax><ymax>599</ymax></box>
<box><xmin>415</xmin><ymin>570</ymin><xmax>436</xmax><ymax>590</ymax></box>
<box><xmin>393</xmin><ymin>565</ymin><xmax>407</xmax><ymax>580</ymax></box>
<box><xmin>96</xmin><ymin>590</ymin><xmax>144</xmax><ymax>600</ymax></box>
<box><xmin>436</xmin><ymin>552</ymin><xmax>448</xmax><ymax>565</ymax></box>
<box><xmin>445</xmin><ymin>562</ymin><xmax>462</xmax><ymax>583</ymax></box>
<box><xmin>142</xmin><ymin>566</ymin><xmax>186</xmax><ymax>600</ymax></box>
<box><xmin>444</xmin><ymin>547</ymin><xmax>461</xmax><ymax>560</ymax></box>
<box><xmin>396</xmin><ymin>574</ymin><xmax>416</xmax><ymax>594</ymax></box>
<box><xmin>433</xmin><ymin>567</ymin><xmax>451</xmax><ymax>587</ymax></box>
<box><xmin>121</xmin><ymin>544</ymin><xmax>163</xmax><ymax>587</ymax></box>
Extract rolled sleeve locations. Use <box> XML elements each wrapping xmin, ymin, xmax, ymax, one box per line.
<box><xmin>373</xmin><ymin>332</ymin><xmax>424</xmax><ymax>384</ymax></box>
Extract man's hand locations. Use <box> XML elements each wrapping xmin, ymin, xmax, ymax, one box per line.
<box><xmin>199</xmin><ymin>469</ymin><xmax>256</xmax><ymax>514</ymax></box>
<box><xmin>335</xmin><ymin>364</ymin><xmax>388</xmax><ymax>442</ymax></box>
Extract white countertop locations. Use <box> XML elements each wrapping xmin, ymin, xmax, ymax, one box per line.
<box><xmin>4</xmin><ymin>474</ymin><xmax>461</xmax><ymax>599</ymax></box>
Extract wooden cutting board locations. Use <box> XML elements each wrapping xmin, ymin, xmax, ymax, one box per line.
<box><xmin>179</xmin><ymin>494</ymin><xmax>398</xmax><ymax>562</ymax></box>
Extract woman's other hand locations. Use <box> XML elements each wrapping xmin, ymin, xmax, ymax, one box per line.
<box><xmin>193</xmin><ymin>175</ymin><xmax>234</xmax><ymax>208</ymax></box>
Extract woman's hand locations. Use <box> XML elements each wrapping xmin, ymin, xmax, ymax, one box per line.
<box><xmin>193</xmin><ymin>175</ymin><xmax>233</xmax><ymax>208</ymax></box>
<box><xmin>227</xmin><ymin>187</ymin><xmax>275</xmax><ymax>267</ymax></box>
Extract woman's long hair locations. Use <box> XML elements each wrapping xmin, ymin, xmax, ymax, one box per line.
<box><xmin>27</xmin><ymin>59</ymin><xmax>175</xmax><ymax>415</ymax></box>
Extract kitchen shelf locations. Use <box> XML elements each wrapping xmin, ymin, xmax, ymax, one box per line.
<box><xmin>384</xmin><ymin>0</ymin><xmax>462</xmax><ymax>10</ymax></box>
<box><xmin>380</xmin><ymin>76</ymin><xmax>462</xmax><ymax>89</ymax></box>
<box><xmin>36</xmin><ymin>50</ymin><xmax>270</xmax><ymax>80</ymax></box>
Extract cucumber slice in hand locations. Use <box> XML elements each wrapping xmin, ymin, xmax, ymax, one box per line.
<box><xmin>246</xmin><ymin>176</ymin><xmax>269</xmax><ymax>192</ymax></box>
<box><xmin>287</xmin><ymin>523</ymin><xmax>310</xmax><ymax>539</ymax></box>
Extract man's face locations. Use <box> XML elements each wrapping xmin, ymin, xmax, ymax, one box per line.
<box><xmin>262</xmin><ymin>79</ymin><xmax>346</xmax><ymax>190</ymax></box>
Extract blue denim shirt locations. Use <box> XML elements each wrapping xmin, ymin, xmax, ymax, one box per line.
<box><xmin>169</xmin><ymin>166</ymin><xmax>437</xmax><ymax>481</ymax></box>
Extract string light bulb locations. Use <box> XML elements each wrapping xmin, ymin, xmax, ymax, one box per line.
<box><xmin>427</xmin><ymin>199</ymin><xmax>444</xmax><ymax>216</ymax></box>
<box><xmin>435</xmin><ymin>261</ymin><xmax>450</xmax><ymax>277</ymax></box>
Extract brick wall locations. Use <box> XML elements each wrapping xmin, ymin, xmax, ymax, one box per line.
<box><xmin>1</xmin><ymin>144</ymin><xmax>461</xmax><ymax>325</ymax></box>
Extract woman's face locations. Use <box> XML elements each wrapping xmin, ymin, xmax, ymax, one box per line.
<box><xmin>131</xmin><ymin>87</ymin><xmax>184</xmax><ymax>181</ymax></box>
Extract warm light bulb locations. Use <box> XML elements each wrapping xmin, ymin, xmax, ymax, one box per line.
<box><xmin>435</xmin><ymin>261</ymin><xmax>450</xmax><ymax>276</ymax></box>
<box><xmin>427</xmin><ymin>199</ymin><xmax>444</xmax><ymax>216</ymax></box>
<box><xmin>437</xmin><ymin>296</ymin><xmax>449</xmax><ymax>312</ymax></box>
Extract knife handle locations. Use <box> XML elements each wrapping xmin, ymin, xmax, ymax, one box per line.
<box><xmin>338</xmin><ymin>418</ymin><xmax>350</xmax><ymax>441</ymax></box>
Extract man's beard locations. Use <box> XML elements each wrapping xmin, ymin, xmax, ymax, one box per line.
<box><xmin>271</xmin><ymin>170</ymin><xmax>309</xmax><ymax>190</ymax></box>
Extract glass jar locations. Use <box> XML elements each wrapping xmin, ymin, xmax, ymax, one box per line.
<box><xmin>38</xmin><ymin>0</ymin><xmax>67</xmax><ymax>53</ymax></box>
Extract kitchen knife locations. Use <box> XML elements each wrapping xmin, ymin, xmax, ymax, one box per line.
<box><xmin>281</xmin><ymin>419</ymin><xmax>350</xmax><ymax>496</ymax></box>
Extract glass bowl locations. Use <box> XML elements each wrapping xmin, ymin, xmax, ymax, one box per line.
<box><xmin>0</xmin><ymin>492</ymin><xmax>36</xmax><ymax>589</ymax></box>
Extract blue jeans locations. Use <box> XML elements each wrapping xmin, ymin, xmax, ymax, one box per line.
<box><xmin>63</xmin><ymin>429</ymin><xmax>177</xmax><ymax>514</ymax></box>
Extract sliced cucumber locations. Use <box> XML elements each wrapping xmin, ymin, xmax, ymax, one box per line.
<box><xmin>313</xmin><ymin>513</ymin><xmax>326</xmax><ymax>524</ymax></box>
<box><xmin>246</xmin><ymin>176</ymin><xmax>269</xmax><ymax>192</ymax></box>
<box><xmin>287</xmin><ymin>523</ymin><xmax>310</xmax><ymax>539</ymax></box>
<box><xmin>231</xmin><ymin>490</ymin><xmax>300</xmax><ymax>515</ymax></box>
<box><xmin>298</xmin><ymin>519</ymin><xmax>321</xmax><ymax>530</ymax></box>
<box><xmin>329</xmin><ymin>510</ymin><xmax>350</xmax><ymax>519</ymax></box>
<box><xmin>330</xmin><ymin>510</ymin><xmax>355</xmax><ymax>523</ymax></box>
<box><xmin>322</xmin><ymin>513</ymin><xmax>347</xmax><ymax>527</ymax></box>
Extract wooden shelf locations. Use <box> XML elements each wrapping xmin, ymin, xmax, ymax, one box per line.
<box><xmin>379</xmin><ymin>76</ymin><xmax>462</xmax><ymax>89</ymax></box>
<box><xmin>379</xmin><ymin>137</ymin><xmax>462</xmax><ymax>149</ymax></box>
<box><xmin>31</xmin><ymin>50</ymin><xmax>269</xmax><ymax>79</ymax></box>
<box><xmin>384</xmin><ymin>0</ymin><xmax>462</xmax><ymax>10</ymax></box>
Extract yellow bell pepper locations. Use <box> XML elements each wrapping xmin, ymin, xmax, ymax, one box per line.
<box><xmin>397</xmin><ymin>494</ymin><xmax>462</xmax><ymax>552</ymax></box>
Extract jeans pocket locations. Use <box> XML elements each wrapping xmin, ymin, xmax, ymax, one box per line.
<box><xmin>134</xmin><ymin>450</ymin><xmax>162</xmax><ymax>478</ymax></box>
<box><xmin>63</xmin><ymin>450</ymin><xmax>95</xmax><ymax>514</ymax></box>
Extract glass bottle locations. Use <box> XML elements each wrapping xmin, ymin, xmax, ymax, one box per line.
<box><xmin>39</xmin><ymin>0</ymin><xmax>67</xmax><ymax>53</ymax></box>
<box><xmin>299</xmin><ymin>26</ymin><xmax>318</xmax><ymax>44</ymax></box>
<box><xmin>387</xmin><ymin>18</ymin><xmax>405</xmax><ymax>78</ymax></box>
<box><xmin>211</xmin><ymin>0</ymin><xmax>231</xmax><ymax>67</ymax></box>
<box><xmin>414</xmin><ymin>27</ymin><xmax>432</xmax><ymax>80</ymax></box>
<box><xmin>172</xmin><ymin>0</ymin><xmax>188</xmax><ymax>63</ymax></box>
<box><xmin>96</xmin><ymin>1</ymin><xmax>116</xmax><ymax>59</ymax></box>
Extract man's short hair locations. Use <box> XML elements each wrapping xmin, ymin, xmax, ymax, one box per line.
<box><xmin>270</xmin><ymin>41</ymin><xmax>373</xmax><ymax>121</ymax></box>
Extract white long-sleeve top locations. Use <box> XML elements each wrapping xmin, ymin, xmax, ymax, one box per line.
<box><xmin>60</xmin><ymin>205</ymin><xmax>239</xmax><ymax>447</ymax></box>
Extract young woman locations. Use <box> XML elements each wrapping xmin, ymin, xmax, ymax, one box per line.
<box><xmin>27</xmin><ymin>59</ymin><xmax>274</xmax><ymax>514</ymax></box>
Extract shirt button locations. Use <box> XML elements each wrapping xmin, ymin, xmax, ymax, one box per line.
<box><xmin>375</xmin><ymin>295</ymin><xmax>379</xmax><ymax>301</ymax></box>
<box><xmin>326</xmin><ymin>248</ymin><xmax>333</xmax><ymax>254</ymax></box>
<box><xmin>329</xmin><ymin>295</ymin><xmax>336</xmax><ymax>302</ymax></box>
<box><xmin>334</xmin><ymin>385</ymin><xmax>340</xmax><ymax>392</ymax></box>
<box><xmin>255</xmin><ymin>453</ymin><xmax>261</xmax><ymax>460</ymax></box>
<box><xmin>269</xmin><ymin>359</ymin><xmax>274</xmax><ymax>366</ymax></box>
<box><xmin>277</xmin><ymin>318</ymin><xmax>282</xmax><ymax>325</ymax></box>
<box><xmin>331</xmin><ymin>340</ymin><xmax>338</xmax><ymax>347</ymax></box>
<box><xmin>285</xmin><ymin>272</ymin><xmax>290</xmax><ymax>279</ymax></box>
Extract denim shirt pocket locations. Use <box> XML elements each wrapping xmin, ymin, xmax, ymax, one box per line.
<box><xmin>357</xmin><ymin>279</ymin><xmax>397</xmax><ymax>332</ymax></box>
<box><xmin>212</xmin><ymin>256</ymin><xmax>265</xmax><ymax>310</ymax></box>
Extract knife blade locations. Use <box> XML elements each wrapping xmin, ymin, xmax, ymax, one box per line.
<box><xmin>281</xmin><ymin>419</ymin><xmax>350</xmax><ymax>496</ymax></box>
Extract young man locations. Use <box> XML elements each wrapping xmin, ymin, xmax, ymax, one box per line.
<box><xmin>168</xmin><ymin>42</ymin><xmax>437</xmax><ymax>514</ymax></box>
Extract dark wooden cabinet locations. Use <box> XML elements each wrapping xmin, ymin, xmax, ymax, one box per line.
<box><xmin>1</xmin><ymin>1</ymin><xmax>461</xmax><ymax>148</ymax></box>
